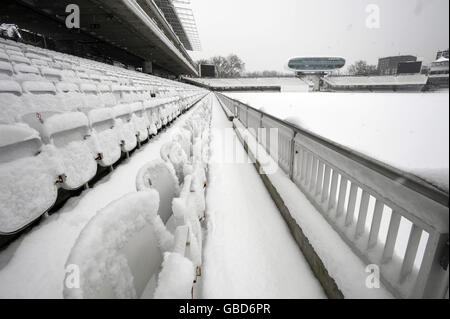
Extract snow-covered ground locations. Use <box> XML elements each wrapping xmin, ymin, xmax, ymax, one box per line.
<box><xmin>225</xmin><ymin>92</ymin><xmax>449</xmax><ymax>192</ymax></box>
<box><xmin>201</xmin><ymin>95</ymin><xmax>325</xmax><ymax>298</ymax></box>
<box><xmin>0</xmin><ymin>108</ymin><xmax>200</xmax><ymax>298</ymax></box>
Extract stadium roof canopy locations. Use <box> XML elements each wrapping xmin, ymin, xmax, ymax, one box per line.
<box><xmin>1</xmin><ymin>0</ymin><xmax>200</xmax><ymax>76</ymax></box>
<box><xmin>155</xmin><ymin>0</ymin><xmax>202</xmax><ymax>51</ymax></box>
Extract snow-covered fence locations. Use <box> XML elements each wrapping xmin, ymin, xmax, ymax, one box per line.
<box><xmin>215</xmin><ymin>92</ymin><xmax>449</xmax><ymax>299</ymax></box>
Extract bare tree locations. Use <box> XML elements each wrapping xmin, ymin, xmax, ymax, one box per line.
<box><xmin>347</xmin><ymin>60</ymin><xmax>378</xmax><ymax>76</ymax></box>
<box><xmin>197</xmin><ymin>54</ymin><xmax>245</xmax><ymax>78</ymax></box>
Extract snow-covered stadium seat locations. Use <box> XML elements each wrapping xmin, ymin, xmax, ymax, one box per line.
<box><xmin>21</xmin><ymin>111</ymin><xmax>98</xmax><ymax>190</ymax></box>
<box><xmin>40</xmin><ymin>67</ymin><xmax>62</xmax><ymax>83</ymax></box>
<box><xmin>63</xmin><ymin>190</ymin><xmax>174</xmax><ymax>299</ymax></box>
<box><xmin>0</xmin><ymin>50</ymin><xmax>9</xmax><ymax>63</ymax></box>
<box><xmin>169</xmin><ymin>175</ymin><xmax>204</xmax><ymax>267</ymax></box>
<box><xmin>136</xmin><ymin>159</ymin><xmax>180</xmax><ymax>224</ymax></box>
<box><xmin>0</xmin><ymin>80</ymin><xmax>24</xmax><ymax>123</ymax></box>
<box><xmin>159</xmin><ymin>104</ymin><xmax>170</xmax><ymax>127</ymax></box>
<box><xmin>89</xmin><ymin>72</ymin><xmax>102</xmax><ymax>83</ymax></box>
<box><xmin>21</xmin><ymin>80</ymin><xmax>62</xmax><ymax>114</ymax></box>
<box><xmin>152</xmin><ymin>225</ymin><xmax>196</xmax><ymax>299</ymax></box>
<box><xmin>112</xmin><ymin>84</ymin><xmax>133</xmax><ymax>103</ymax></box>
<box><xmin>3</xmin><ymin>44</ymin><xmax>22</xmax><ymax>53</ymax></box>
<box><xmin>30</xmin><ymin>58</ymin><xmax>48</xmax><ymax>67</ymax></box>
<box><xmin>172</xmin><ymin>128</ymin><xmax>192</xmax><ymax>159</ymax></box>
<box><xmin>84</xmin><ymin>108</ymin><xmax>122</xmax><ymax>167</ymax></box>
<box><xmin>24</xmin><ymin>51</ymin><xmax>53</xmax><ymax>63</ymax></box>
<box><xmin>142</xmin><ymin>103</ymin><xmax>159</xmax><ymax>136</ymax></box>
<box><xmin>160</xmin><ymin>142</ymin><xmax>188</xmax><ymax>183</ymax></box>
<box><xmin>113</xmin><ymin>104</ymin><xmax>138</xmax><ymax>153</ymax></box>
<box><xmin>134</xmin><ymin>86</ymin><xmax>150</xmax><ymax>102</ymax></box>
<box><xmin>55</xmin><ymin>81</ymin><xmax>85</xmax><ymax>111</ymax></box>
<box><xmin>6</xmin><ymin>49</ymin><xmax>25</xmax><ymax>58</ymax></box>
<box><xmin>0</xmin><ymin>61</ymin><xmax>14</xmax><ymax>80</ymax></box>
<box><xmin>97</xmin><ymin>84</ymin><xmax>116</xmax><ymax>108</ymax></box>
<box><xmin>9</xmin><ymin>55</ymin><xmax>31</xmax><ymax>66</ymax></box>
<box><xmin>0</xmin><ymin>124</ymin><xmax>60</xmax><ymax>234</ymax></box>
<box><xmin>130</xmin><ymin>102</ymin><xmax>150</xmax><ymax>143</ymax></box>
<box><xmin>13</xmin><ymin>64</ymin><xmax>41</xmax><ymax>81</ymax></box>
<box><xmin>60</xmin><ymin>69</ymin><xmax>80</xmax><ymax>83</ymax></box>
<box><xmin>76</xmin><ymin>70</ymin><xmax>91</xmax><ymax>83</ymax></box>
<box><xmin>80</xmin><ymin>83</ymin><xmax>104</xmax><ymax>109</ymax></box>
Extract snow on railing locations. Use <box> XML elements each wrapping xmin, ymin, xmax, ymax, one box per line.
<box><xmin>215</xmin><ymin>92</ymin><xmax>449</xmax><ymax>299</ymax></box>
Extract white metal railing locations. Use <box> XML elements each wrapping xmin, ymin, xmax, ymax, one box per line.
<box><xmin>215</xmin><ymin>92</ymin><xmax>449</xmax><ymax>299</ymax></box>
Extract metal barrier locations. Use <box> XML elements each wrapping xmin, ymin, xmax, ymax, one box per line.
<box><xmin>215</xmin><ymin>92</ymin><xmax>449</xmax><ymax>299</ymax></box>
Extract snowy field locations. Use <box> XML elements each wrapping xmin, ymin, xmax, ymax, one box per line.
<box><xmin>225</xmin><ymin>92</ymin><xmax>449</xmax><ymax>192</ymax></box>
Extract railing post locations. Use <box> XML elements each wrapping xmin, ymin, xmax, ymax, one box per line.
<box><xmin>412</xmin><ymin>232</ymin><xmax>449</xmax><ymax>298</ymax></box>
<box><xmin>245</xmin><ymin>106</ymin><xmax>249</xmax><ymax>128</ymax></box>
<box><xmin>289</xmin><ymin>134</ymin><xmax>296</xmax><ymax>180</ymax></box>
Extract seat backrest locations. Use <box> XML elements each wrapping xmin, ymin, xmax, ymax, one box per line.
<box><xmin>13</xmin><ymin>63</ymin><xmax>41</xmax><ymax>82</ymax></box>
<box><xmin>60</xmin><ymin>69</ymin><xmax>80</xmax><ymax>83</ymax></box>
<box><xmin>152</xmin><ymin>249</ymin><xmax>195</xmax><ymax>299</ymax></box>
<box><xmin>40</xmin><ymin>67</ymin><xmax>62</xmax><ymax>83</ymax></box>
<box><xmin>20</xmin><ymin>111</ymin><xmax>61</xmax><ymax>143</ymax></box>
<box><xmin>77</xmin><ymin>71</ymin><xmax>91</xmax><ymax>83</ymax></box>
<box><xmin>80</xmin><ymin>83</ymin><xmax>104</xmax><ymax>108</ymax></box>
<box><xmin>0</xmin><ymin>123</ymin><xmax>41</xmax><ymax>164</ymax></box>
<box><xmin>21</xmin><ymin>80</ymin><xmax>61</xmax><ymax>112</ymax></box>
<box><xmin>136</xmin><ymin>160</ymin><xmax>180</xmax><ymax>224</ymax></box>
<box><xmin>0</xmin><ymin>79</ymin><xmax>23</xmax><ymax>123</ymax></box>
<box><xmin>44</xmin><ymin>111</ymin><xmax>90</xmax><ymax>147</ymax></box>
<box><xmin>97</xmin><ymin>84</ymin><xmax>117</xmax><ymax>108</ymax></box>
<box><xmin>113</xmin><ymin>103</ymin><xmax>132</xmax><ymax>122</ymax></box>
<box><xmin>87</xmin><ymin>108</ymin><xmax>115</xmax><ymax>132</ymax></box>
<box><xmin>160</xmin><ymin>142</ymin><xmax>188</xmax><ymax>183</ymax></box>
<box><xmin>55</xmin><ymin>81</ymin><xmax>85</xmax><ymax>111</ymax></box>
<box><xmin>0</xmin><ymin>123</ymin><xmax>59</xmax><ymax>235</ymax></box>
<box><xmin>172</xmin><ymin>128</ymin><xmax>192</xmax><ymax>159</ymax></box>
<box><xmin>9</xmin><ymin>55</ymin><xmax>31</xmax><ymax>66</ymax></box>
<box><xmin>6</xmin><ymin>49</ymin><xmax>24</xmax><ymax>57</ymax></box>
<box><xmin>63</xmin><ymin>190</ymin><xmax>163</xmax><ymax>299</ymax></box>
<box><xmin>0</xmin><ymin>50</ymin><xmax>9</xmax><ymax>63</ymax></box>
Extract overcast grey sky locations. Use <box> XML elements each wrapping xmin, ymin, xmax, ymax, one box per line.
<box><xmin>188</xmin><ymin>0</ymin><xmax>449</xmax><ymax>72</ymax></box>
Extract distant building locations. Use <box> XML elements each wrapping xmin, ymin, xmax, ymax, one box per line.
<box><xmin>436</xmin><ymin>49</ymin><xmax>449</xmax><ymax>60</ymax></box>
<box><xmin>427</xmin><ymin>56</ymin><xmax>449</xmax><ymax>88</ymax></box>
<box><xmin>322</xmin><ymin>74</ymin><xmax>428</xmax><ymax>92</ymax></box>
<box><xmin>377</xmin><ymin>55</ymin><xmax>418</xmax><ymax>75</ymax></box>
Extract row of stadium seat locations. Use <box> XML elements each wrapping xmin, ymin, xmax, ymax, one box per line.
<box><xmin>0</xmin><ymin>92</ymin><xmax>206</xmax><ymax>235</ymax></box>
<box><xmin>63</xmin><ymin>96</ymin><xmax>213</xmax><ymax>298</ymax></box>
<box><xmin>0</xmin><ymin>78</ymin><xmax>198</xmax><ymax>123</ymax></box>
<box><xmin>0</xmin><ymin>37</ymin><xmax>208</xmax><ymax>236</ymax></box>
<box><xmin>0</xmin><ymin>37</ymin><xmax>194</xmax><ymax>95</ymax></box>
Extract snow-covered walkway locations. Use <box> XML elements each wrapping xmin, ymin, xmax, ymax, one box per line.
<box><xmin>0</xmin><ymin>105</ymin><xmax>203</xmax><ymax>298</ymax></box>
<box><xmin>201</xmin><ymin>95</ymin><xmax>325</xmax><ymax>298</ymax></box>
